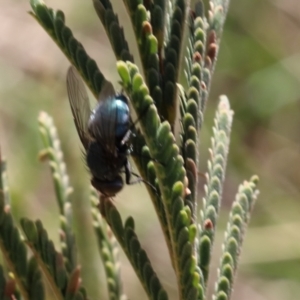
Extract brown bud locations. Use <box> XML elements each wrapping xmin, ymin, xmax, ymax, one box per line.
<box><xmin>205</xmin><ymin>56</ymin><xmax>212</xmax><ymax>69</ymax></box>
<box><xmin>193</xmin><ymin>51</ymin><xmax>202</xmax><ymax>63</ymax></box>
<box><xmin>142</xmin><ymin>21</ymin><xmax>153</xmax><ymax>36</ymax></box>
<box><xmin>189</xmin><ymin>9</ymin><xmax>196</xmax><ymax>20</ymax></box>
<box><xmin>204</xmin><ymin>219</ymin><xmax>213</xmax><ymax>230</ymax></box>
<box><xmin>208</xmin><ymin>30</ymin><xmax>217</xmax><ymax>44</ymax></box>
<box><xmin>207</xmin><ymin>43</ymin><xmax>218</xmax><ymax>62</ymax></box>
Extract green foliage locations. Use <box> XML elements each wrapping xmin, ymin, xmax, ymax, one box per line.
<box><xmin>0</xmin><ymin>0</ymin><xmax>260</xmax><ymax>300</ymax></box>
<box><xmin>0</xmin><ymin>152</ymin><xmax>44</xmax><ymax>300</ymax></box>
<box><xmin>29</xmin><ymin>0</ymin><xmax>109</xmax><ymax>98</ymax></box>
<box><xmin>198</xmin><ymin>96</ymin><xmax>233</xmax><ymax>283</ymax></box>
<box><xmin>213</xmin><ymin>176</ymin><xmax>259</xmax><ymax>300</ymax></box>
<box><xmin>91</xmin><ymin>190</ymin><xmax>126</xmax><ymax>300</ymax></box>
<box><xmin>93</xmin><ymin>0</ymin><xmax>133</xmax><ymax>62</ymax></box>
<box><xmin>99</xmin><ymin>197</ymin><xmax>168</xmax><ymax>300</ymax></box>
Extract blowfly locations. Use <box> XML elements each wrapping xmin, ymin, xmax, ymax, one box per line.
<box><xmin>66</xmin><ymin>66</ymin><xmax>139</xmax><ymax>197</ymax></box>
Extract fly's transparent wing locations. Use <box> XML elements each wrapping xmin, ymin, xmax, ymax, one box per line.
<box><xmin>98</xmin><ymin>80</ymin><xmax>115</xmax><ymax>103</ymax></box>
<box><xmin>66</xmin><ymin>66</ymin><xmax>91</xmax><ymax>149</ymax></box>
<box><xmin>96</xmin><ymin>80</ymin><xmax>117</xmax><ymax>155</ymax></box>
<box><xmin>88</xmin><ymin>98</ymin><xmax>117</xmax><ymax>156</ymax></box>
<box><xmin>101</xmin><ymin>98</ymin><xmax>118</xmax><ymax>154</ymax></box>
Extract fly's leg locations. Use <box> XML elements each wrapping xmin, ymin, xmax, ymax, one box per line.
<box><xmin>124</xmin><ymin>159</ymin><xmax>143</xmax><ymax>185</ymax></box>
<box><xmin>121</xmin><ymin>99</ymin><xmax>155</xmax><ymax>146</ymax></box>
<box><xmin>124</xmin><ymin>160</ymin><xmax>159</xmax><ymax>194</ymax></box>
<box><xmin>121</xmin><ymin>129</ymin><xmax>132</xmax><ymax>146</ymax></box>
<box><xmin>130</xmin><ymin>171</ymin><xmax>159</xmax><ymax>194</ymax></box>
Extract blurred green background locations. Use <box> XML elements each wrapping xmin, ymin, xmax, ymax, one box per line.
<box><xmin>0</xmin><ymin>0</ymin><xmax>300</xmax><ymax>299</ymax></box>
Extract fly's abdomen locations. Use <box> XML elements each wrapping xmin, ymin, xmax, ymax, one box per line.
<box><xmin>91</xmin><ymin>175</ymin><xmax>123</xmax><ymax>197</ymax></box>
<box><xmin>86</xmin><ymin>141</ymin><xmax>127</xmax><ymax>196</ymax></box>
<box><xmin>86</xmin><ymin>141</ymin><xmax>126</xmax><ymax>180</ymax></box>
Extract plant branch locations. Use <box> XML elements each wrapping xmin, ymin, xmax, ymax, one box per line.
<box><xmin>212</xmin><ymin>176</ymin><xmax>259</xmax><ymax>300</ymax></box>
<box><xmin>99</xmin><ymin>196</ymin><xmax>168</xmax><ymax>300</ymax></box>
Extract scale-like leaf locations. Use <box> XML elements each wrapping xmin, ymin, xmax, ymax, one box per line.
<box><xmin>30</xmin><ymin>0</ymin><xmax>108</xmax><ymax>98</ymax></box>
<box><xmin>0</xmin><ymin>152</ymin><xmax>45</xmax><ymax>300</ymax></box>
<box><xmin>99</xmin><ymin>197</ymin><xmax>168</xmax><ymax>300</ymax></box>
<box><xmin>198</xmin><ymin>96</ymin><xmax>233</xmax><ymax>284</ymax></box>
<box><xmin>212</xmin><ymin>176</ymin><xmax>259</xmax><ymax>300</ymax></box>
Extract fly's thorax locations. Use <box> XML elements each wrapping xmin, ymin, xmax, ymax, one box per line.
<box><xmin>88</xmin><ymin>95</ymin><xmax>130</xmax><ymax>144</ymax></box>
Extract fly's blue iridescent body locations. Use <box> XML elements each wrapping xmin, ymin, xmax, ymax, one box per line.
<box><xmin>66</xmin><ymin>66</ymin><xmax>137</xmax><ymax>197</ymax></box>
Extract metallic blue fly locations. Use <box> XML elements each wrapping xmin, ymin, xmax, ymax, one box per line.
<box><xmin>66</xmin><ymin>66</ymin><xmax>138</xmax><ymax>197</ymax></box>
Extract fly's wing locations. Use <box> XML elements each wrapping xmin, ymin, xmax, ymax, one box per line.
<box><xmin>95</xmin><ymin>79</ymin><xmax>117</xmax><ymax>155</ymax></box>
<box><xmin>66</xmin><ymin>66</ymin><xmax>91</xmax><ymax>149</ymax></box>
<box><xmin>98</xmin><ymin>80</ymin><xmax>115</xmax><ymax>103</ymax></box>
<box><xmin>89</xmin><ymin>97</ymin><xmax>118</xmax><ymax>156</ymax></box>
<box><xmin>104</xmin><ymin>98</ymin><xmax>119</xmax><ymax>154</ymax></box>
